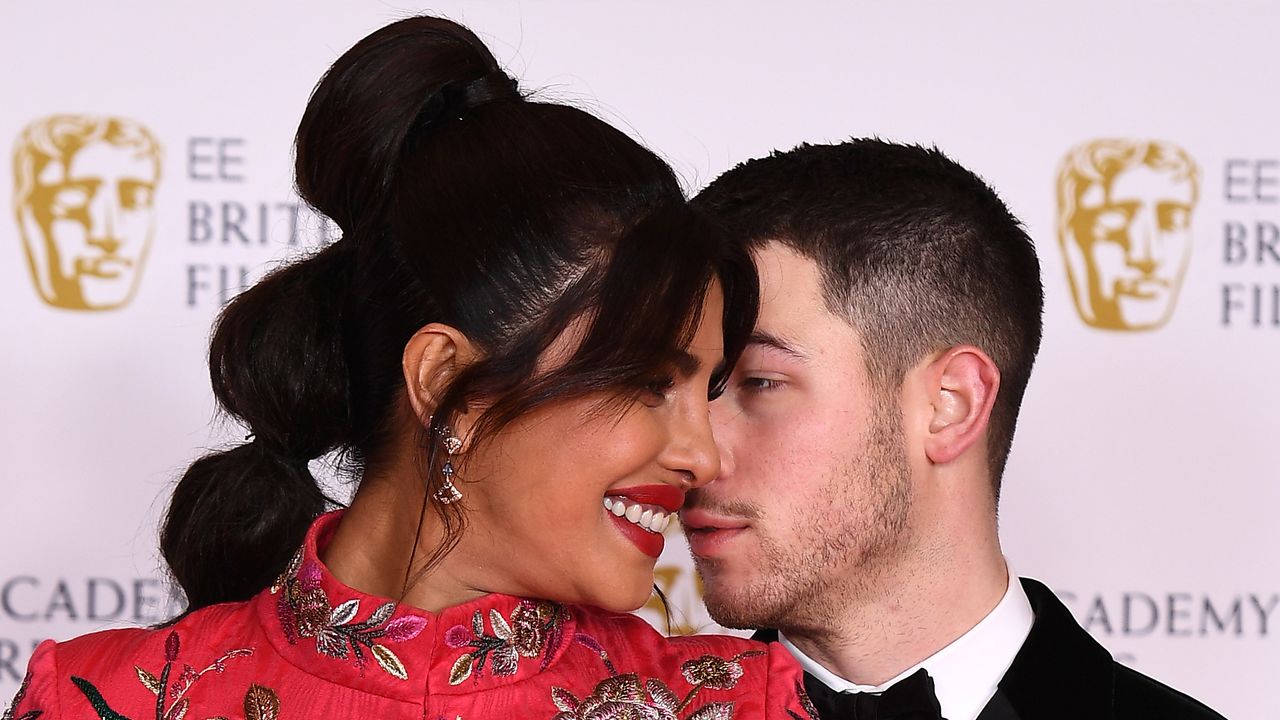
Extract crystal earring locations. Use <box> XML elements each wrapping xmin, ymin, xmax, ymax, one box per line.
<box><xmin>434</xmin><ymin>425</ymin><xmax>464</xmax><ymax>504</ymax></box>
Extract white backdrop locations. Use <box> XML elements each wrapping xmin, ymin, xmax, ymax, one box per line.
<box><xmin>1</xmin><ymin>2</ymin><xmax>1276</xmax><ymax>718</ymax></box>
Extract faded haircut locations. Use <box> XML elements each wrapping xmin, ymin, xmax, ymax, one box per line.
<box><xmin>695</xmin><ymin>139</ymin><xmax>1044</xmax><ymax>496</ymax></box>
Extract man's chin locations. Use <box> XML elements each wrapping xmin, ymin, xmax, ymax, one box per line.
<box><xmin>703</xmin><ymin>587</ymin><xmax>787</xmax><ymax>631</ymax></box>
<box><xmin>698</xmin><ymin>568</ymin><xmax>792</xmax><ymax>630</ymax></box>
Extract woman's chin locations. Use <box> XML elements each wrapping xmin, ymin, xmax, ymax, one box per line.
<box><xmin>578</xmin><ymin>578</ymin><xmax>655</xmax><ymax>615</ymax></box>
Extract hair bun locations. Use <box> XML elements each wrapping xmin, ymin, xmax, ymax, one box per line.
<box><xmin>294</xmin><ymin>16</ymin><xmax>509</xmax><ymax>236</ymax></box>
<box><xmin>461</xmin><ymin>71</ymin><xmax>520</xmax><ymax>106</ymax></box>
<box><xmin>414</xmin><ymin>71</ymin><xmax>522</xmax><ymax>131</ymax></box>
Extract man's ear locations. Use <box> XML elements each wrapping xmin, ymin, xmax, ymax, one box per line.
<box><xmin>402</xmin><ymin>323</ymin><xmax>481</xmax><ymax>427</ymax></box>
<box><xmin>921</xmin><ymin>345</ymin><xmax>1000</xmax><ymax>465</ymax></box>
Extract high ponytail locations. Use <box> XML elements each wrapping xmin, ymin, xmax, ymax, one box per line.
<box><xmin>161</xmin><ymin>241</ymin><xmax>354</xmax><ymax>611</ymax></box>
<box><xmin>162</xmin><ymin>15</ymin><xmax>760</xmax><ymax>612</ymax></box>
<box><xmin>162</xmin><ymin>18</ymin><xmax>524</xmax><ymax>613</ymax></box>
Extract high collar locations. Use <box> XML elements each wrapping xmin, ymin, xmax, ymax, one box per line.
<box><xmin>253</xmin><ymin>511</ymin><xmax>577</xmax><ymax>702</ymax></box>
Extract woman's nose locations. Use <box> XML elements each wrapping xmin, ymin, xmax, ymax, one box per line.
<box><xmin>666</xmin><ymin>399</ymin><xmax>721</xmax><ymax>489</ymax></box>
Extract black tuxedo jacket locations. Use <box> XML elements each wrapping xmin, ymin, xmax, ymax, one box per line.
<box><xmin>755</xmin><ymin>578</ymin><xmax>1225</xmax><ymax>720</ymax></box>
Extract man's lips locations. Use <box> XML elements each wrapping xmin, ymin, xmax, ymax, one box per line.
<box><xmin>679</xmin><ymin>508</ymin><xmax>751</xmax><ymax>558</ymax></box>
<box><xmin>677</xmin><ymin>508</ymin><xmax>749</xmax><ymax>532</ymax></box>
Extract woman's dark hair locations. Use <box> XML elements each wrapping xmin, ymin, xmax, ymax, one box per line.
<box><xmin>161</xmin><ymin>16</ymin><xmax>758</xmax><ymax>613</ymax></box>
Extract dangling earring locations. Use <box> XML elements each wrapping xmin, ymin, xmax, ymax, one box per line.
<box><xmin>434</xmin><ymin>425</ymin><xmax>464</xmax><ymax>504</ymax></box>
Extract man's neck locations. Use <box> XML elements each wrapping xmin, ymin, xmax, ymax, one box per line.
<box><xmin>781</xmin><ymin>532</ymin><xmax>1009</xmax><ymax>686</ymax></box>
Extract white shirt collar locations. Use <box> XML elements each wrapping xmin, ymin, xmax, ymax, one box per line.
<box><xmin>779</xmin><ymin>565</ymin><xmax>1034</xmax><ymax>720</ymax></box>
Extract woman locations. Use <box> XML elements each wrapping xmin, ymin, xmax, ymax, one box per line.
<box><xmin>6</xmin><ymin>16</ymin><xmax>812</xmax><ymax>720</ymax></box>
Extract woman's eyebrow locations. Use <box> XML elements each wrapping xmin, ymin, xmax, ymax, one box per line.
<box><xmin>671</xmin><ymin>349</ymin><xmax>702</xmax><ymax>377</ymax></box>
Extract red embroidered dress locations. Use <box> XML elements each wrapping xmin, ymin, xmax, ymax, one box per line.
<box><xmin>5</xmin><ymin>512</ymin><xmax>814</xmax><ymax>720</ymax></box>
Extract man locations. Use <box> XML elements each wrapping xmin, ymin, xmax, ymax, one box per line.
<box><xmin>681</xmin><ymin>139</ymin><xmax>1223</xmax><ymax>719</ymax></box>
<box><xmin>14</xmin><ymin>114</ymin><xmax>162</xmax><ymax>311</ymax></box>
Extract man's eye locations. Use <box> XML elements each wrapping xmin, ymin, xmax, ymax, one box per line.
<box><xmin>740</xmin><ymin>377</ymin><xmax>783</xmax><ymax>393</ymax></box>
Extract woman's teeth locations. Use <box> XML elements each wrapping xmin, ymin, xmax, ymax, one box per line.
<box><xmin>603</xmin><ymin>496</ymin><xmax>672</xmax><ymax>534</ymax></box>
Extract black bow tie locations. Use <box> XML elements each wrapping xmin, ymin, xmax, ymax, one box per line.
<box><xmin>803</xmin><ymin>668</ymin><xmax>944</xmax><ymax>720</ymax></box>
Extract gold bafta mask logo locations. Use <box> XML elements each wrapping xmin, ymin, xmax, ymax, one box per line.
<box><xmin>13</xmin><ymin>115</ymin><xmax>162</xmax><ymax>311</ymax></box>
<box><xmin>643</xmin><ymin>564</ymin><xmax>706</xmax><ymax>636</ymax></box>
<box><xmin>1056</xmin><ymin>139</ymin><xmax>1198</xmax><ymax>331</ymax></box>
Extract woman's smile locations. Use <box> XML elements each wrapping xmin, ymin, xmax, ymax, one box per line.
<box><xmin>602</xmin><ymin>483</ymin><xmax>685</xmax><ymax>558</ymax></box>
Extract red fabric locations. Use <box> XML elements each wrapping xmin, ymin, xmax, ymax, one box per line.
<box><xmin>6</xmin><ymin>511</ymin><xmax>813</xmax><ymax>719</ymax></box>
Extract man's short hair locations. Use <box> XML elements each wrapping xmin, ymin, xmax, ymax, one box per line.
<box><xmin>695</xmin><ymin>139</ymin><xmax>1043</xmax><ymax>494</ymax></box>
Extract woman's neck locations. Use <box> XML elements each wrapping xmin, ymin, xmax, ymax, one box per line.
<box><xmin>322</xmin><ymin>473</ymin><xmax>487</xmax><ymax>613</ymax></box>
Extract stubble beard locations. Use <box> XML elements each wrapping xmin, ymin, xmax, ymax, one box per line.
<box><xmin>696</xmin><ymin>404</ymin><xmax>912</xmax><ymax>632</ymax></box>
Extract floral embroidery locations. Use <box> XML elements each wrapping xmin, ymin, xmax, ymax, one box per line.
<box><xmin>2</xmin><ymin>671</ymin><xmax>42</xmax><ymax>720</ymax></box>
<box><xmin>70</xmin><ymin>631</ymin><xmax>258</xmax><ymax>720</ymax></box>
<box><xmin>271</xmin><ymin>549</ymin><xmax>427</xmax><ymax>681</ymax></box>
<box><xmin>679</xmin><ymin>653</ymin><xmax>760</xmax><ymax>691</ymax></box>
<box><xmin>551</xmin><ymin>634</ymin><xmax>765</xmax><ymax>719</ymax></box>
<box><xmin>551</xmin><ymin>674</ymin><xmax>683</xmax><ymax>720</ymax></box>
<box><xmin>444</xmin><ymin>600</ymin><xmax>568</xmax><ymax>685</ymax></box>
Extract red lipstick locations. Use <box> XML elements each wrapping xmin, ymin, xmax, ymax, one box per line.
<box><xmin>604</xmin><ymin>484</ymin><xmax>684</xmax><ymax>558</ymax></box>
<box><xmin>605</xmin><ymin>484</ymin><xmax>685</xmax><ymax>512</ymax></box>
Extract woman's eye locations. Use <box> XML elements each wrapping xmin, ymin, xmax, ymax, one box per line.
<box><xmin>641</xmin><ymin>375</ymin><xmax>676</xmax><ymax>404</ymax></box>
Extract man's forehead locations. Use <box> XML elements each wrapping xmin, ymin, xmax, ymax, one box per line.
<box><xmin>751</xmin><ymin>241</ymin><xmax>823</xmax><ymax>298</ymax></box>
<box><xmin>749</xmin><ymin>240</ymin><xmax>861</xmax><ymax>360</ymax></box>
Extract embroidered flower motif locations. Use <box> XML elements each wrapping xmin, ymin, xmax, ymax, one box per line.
<box><xmin>272</xmin><ymin>548</ymin><xmax>427</xmax><ymax>681</ymax></box>
<box><xmin>71</xmin><ymin>631</ymin><xmax>256</xmax><ymax>720</ymax></box>
<box><xmin>550</xmin><ymin>642</ymin><xmax>766</xmax><ymax>720</ymax></box>
<box><xmin>2</xmin><ymin>671</ymin><xmax>42</xmax><ymax>720</ymax></box>
<box><xmin>444</xmin><ymin>600</ymin><xmax>568</xmax><ymax>685</ymax></box>
<box><xmin>679</xmin><ymin>652</ymin><xmax>761</xmax><ymax>690</ymax></box>
<box><xmin>551</xmin><ymin>674</ymin><xmax>679</xmax><ymax>720</ymax></box>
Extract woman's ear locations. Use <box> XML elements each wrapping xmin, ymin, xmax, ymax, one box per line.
<box><xmin>922</xmin><ymin>345</ymin><xmax>1001</xmax><ymax>465</ymax></box>
<box><xmin>402</xmin><ymin>323</ymin><xmax>481</xmax><ymax>427</ymax></box>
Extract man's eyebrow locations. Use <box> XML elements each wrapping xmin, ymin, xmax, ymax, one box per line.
<box><xmin>748</xmin><ymin>330</ymin><xmax>808</xmax><ymax>362</ymax></box>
